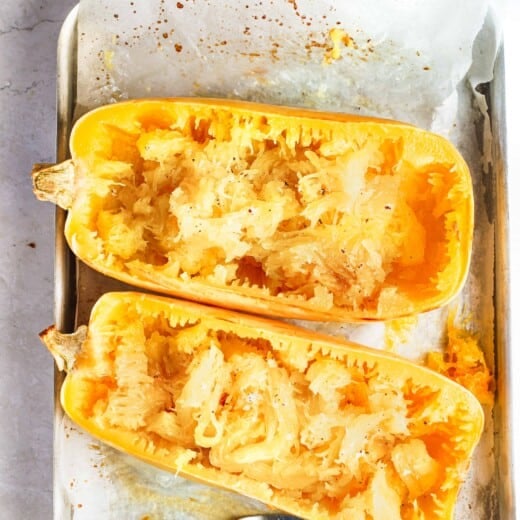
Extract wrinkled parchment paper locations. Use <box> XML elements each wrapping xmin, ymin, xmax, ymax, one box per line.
<box><xmin>57</xmin><ymin>1</ymin><xmax>503</xmax><ymax>518</ymax></box>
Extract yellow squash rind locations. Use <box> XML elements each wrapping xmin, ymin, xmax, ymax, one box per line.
<box><xmin>33</xmin><ymin>98</ymin><xmax>474</xmax><ymax>322</ymax></box>
<box><xmin>43</xmin><ymin>291</ymin><xmax>484</xmax><ymax>520</ymax></box>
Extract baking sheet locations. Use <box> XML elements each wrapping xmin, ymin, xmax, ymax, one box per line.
<box><xmin>51</xmin><ymin>1</ymin><xmax>513</xmax><ymax>518</ymax></box>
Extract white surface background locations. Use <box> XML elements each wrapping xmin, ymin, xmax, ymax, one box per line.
<box><xmin>0</xmin><ymin>1</ymin><xmax>518</xmax><ymax>518</ymax></box>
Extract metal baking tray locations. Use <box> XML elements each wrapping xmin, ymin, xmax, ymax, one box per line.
<box><xmin>51</xmin><ymin>5</ymin><xmax>515</xmax><ymax>519</ymax></box>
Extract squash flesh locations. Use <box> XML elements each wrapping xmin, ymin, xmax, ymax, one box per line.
<box><xmin>50</xmin><ymin>99</ymin><xmax>473</xmax><ymax>321</ymax></box>
<box><xmin>59</xmin><ymin>292</ymin><xmax>483</xmax><ymax>519</ymax></box>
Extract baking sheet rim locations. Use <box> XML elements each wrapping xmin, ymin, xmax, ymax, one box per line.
<box><xmin>51</xmin><ymin>4</ymin><xmax>515</xmax><ymax>518</ymax></box>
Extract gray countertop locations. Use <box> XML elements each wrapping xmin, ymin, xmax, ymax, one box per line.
<box><xmin>1</xmin><ymin>1</ymin><xmax>520</xmax><ymax>519</ymax></box>
<box><xmin>0</xmin><ymin>1</ymin><xmax>76</xmax><ymax>518</ymax></box>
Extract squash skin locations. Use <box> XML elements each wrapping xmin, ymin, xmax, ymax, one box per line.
<box><xmin>46</xmin><ymin>291</ymin><xmax>484</xmax><ymax>520</ymax></box>
<box><xmin>35</xmin><ymin>98</ymin><xmax>474</xmax><ymax>321</ymax></box>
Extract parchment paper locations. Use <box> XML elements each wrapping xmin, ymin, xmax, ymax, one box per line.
<box><xmin>56</xmin><ymin>1</ymin><xmax>503</xmax><ymax>518</ymax></box>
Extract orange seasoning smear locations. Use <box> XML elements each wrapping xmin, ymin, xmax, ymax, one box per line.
<box><xmin>426</xmin><ymin>313</ymin><xmax>494</xmax><ymax>405</ymax></box>
<box><xmin>323</xmin><ymin>28</ymin><xmax>353</xmax><ymax>64</ymax></box>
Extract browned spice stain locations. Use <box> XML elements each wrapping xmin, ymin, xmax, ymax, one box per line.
<box><xmin>176</xmin><ymin>1</ymin><xmax>184</xmax><ymax>8</ymax></box>
<box><xmin>27</xmin><ymin>241</ymin><xmax>36</xmax><ymax>248</ymax></box>
<box><xmin>162</xmin><ymin>32</ymin><xmax>168</xmax><ymax>39</ymax></box>
<box><xmin>423</xmin><ymin>66</ymin><xmax>431</xmax><ymax>71</ymax></box>
<box><xmin>306</xmin><ymin>40</ymin><xmax>327</xmax><ymax>50</ymax></box>
<box><xmin>77</xmin><ymin>504</ymin><xmax>83</xmax><ymax>509</ymax></box>
<box><xmin>269</xmin><ymin>40</ymin><xmax>281</xmax><ymax>61</ymax></box>
<box><xmin>175</xmin><ymin>43</ymin><xmax>183</xmax><ymax>52</ymax></box>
